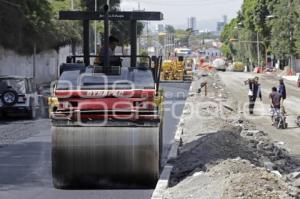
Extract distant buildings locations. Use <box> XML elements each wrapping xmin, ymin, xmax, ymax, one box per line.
<box><xmin>198</xmin><ymin>47</ymin><xmax>222</xmax><ymax>58</ymax></box>
<box><xmin>216</xmin><ymin>15</ymin><xmax>228</xmax><ymax>36</ymax></box>
<box><xmin>156</xmin><ymin>24</ymin><xmax>165</xmax><ymax>33</ymax></box>
<box><xmin>187</xmin><ymin>17</ymin><xmax>197</xmax><ymax>31</ymax></box>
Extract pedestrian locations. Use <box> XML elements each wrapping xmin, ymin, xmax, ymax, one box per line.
<box><xmin>248</xmin><ymin>76</ymin><xmax>262</xmax><ymax>115</ymax></box>
<box><xmin>269</xmin><ymin>87</ymin><xmax>282</xmax><ymax>124</ymax></box>
<box><xmin>278</xmin><ymin>78</ymin><xmax>286</xmax><ymax>99</ymax></box>
<box><xmin>278</xmin><ymin>78</ymin><xmax>286</xmax><ymax>112</ymax></box>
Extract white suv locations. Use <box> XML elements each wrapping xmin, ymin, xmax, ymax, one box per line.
<box><xmin>0</xmin><ymin>76</ymin><xmax>39</xmax><ymax>119</ymax></box>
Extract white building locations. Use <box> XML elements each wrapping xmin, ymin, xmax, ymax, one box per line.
<box><xmin>156</xmin><ymin>24</ymin><xmax>165</xmax><ymax>33</ymax></box>
<box><xmin>187</xmin><ymin>17</ymin><xmax>197</xmax><ymax>31</ymax></box>
<box><xmin>216</xmin><ymin>15</ymin><xmax>228</xmax><ymax>36</ymax></box>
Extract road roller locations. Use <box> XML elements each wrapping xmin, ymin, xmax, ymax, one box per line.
<box><xmin>51</xmin><ymin>6</ymin><xmax>164</xmax><ymax>188</ymax></box>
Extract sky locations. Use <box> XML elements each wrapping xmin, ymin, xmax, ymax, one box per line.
<box><xmin>120</xmin><ymin>0</ymin><xmax>243</xmax><ymax>31</ymax></box>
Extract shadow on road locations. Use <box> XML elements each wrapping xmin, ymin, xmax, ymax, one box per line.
<box><xmin>0</xmin><ymin>142</ymin><xmax>52</xmax><ymax>190</ymax></box>
<box><xmin>0</xmin><ymin>115</ymin><xmax>38</xmax><ymax>125</ymax></box>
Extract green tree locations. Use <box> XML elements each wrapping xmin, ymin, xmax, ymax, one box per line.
<box><xmin>83</xmin><ymin>0</ymin><xmax>120</xmax><ymax>11</ymax></box>
<box><xmin>270</xmin><ymin>0</ymin><xmax>299</xmax><ymax>59</ymax></box>
<box><xmin>0</xmin><ymin>0</ymin><xmax>82</xmax><ymax>54</ymax></box>
<box><xmin>0</xmin><ymin>0</ymin><xmax>144</xmax><ymax>54</ymax></box>
<box><xmin>51</xmin><ymin>0</ymin><xmax>82</xmax><ymax>49</ymax></box>
<box><xmin>221</xmin><ymin>0</ymin><xmax>300</xmax><ymax>65</ymax></box>
<box><xmin>294</xmin><ymin>0</ymin><xmax>300</xmax><ymax>53</ymax></box>
<box><xmin>82</xmin><ymin>0</ymin><xmax>144</xmax><ymax>46</ymax></box>
<box><xmin>175</xmin><ymin>29</ymin><xmax>190</xmax><ymax>47</ymax></box>
<box><xmin>220</xmin><ymin>19</ymin><xmax>238</xmax><ymax>60</ymax></box>
<box><xmin>165</xmin><ymin>25</ymin><xmax>176</xmax><ymax>34</ymax></box>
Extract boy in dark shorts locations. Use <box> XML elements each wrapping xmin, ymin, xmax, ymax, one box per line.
<box><xmin>269</xmin><ymin>87</ymin><xmax>282</xmax><ymax>124</ymax></box>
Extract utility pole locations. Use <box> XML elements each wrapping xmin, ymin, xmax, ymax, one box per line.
<box><xmin>103</xmin><ymin>0</ymin><xmax>110</xmax><ymax>67</ymax></box>
<box><xmin>71</xmin><ymin>0</ymin><xmax>74</xmax><ymax>10</ymax></box>
<box><xmin>33</xmin><ymin>42</ymin><xmax>36</xmax><ymax>80</ymax></box>
<box><xmin>94</xmin><ymin>0</ymin><xmax>97</xmax><ymax>54</ymax></box>
<box><xmin>257</xmin><ymin>32</ymin><xmax>260</xmax><ymax>67</ymax></box>
<box><xmin>288</xmin><ymin>0</ymin><xmax>293</xmax><ymax>72</ymax></box>
<box><xmin>238</xmin><ymin>30</ymin><xmax>241</xmax><ymax>61</ymax></box>
<box><xmin>146</xmin><ymin>21</ymin><xmax>149</xmax><ymax>51</ymax></box>
<box><xmin>70</xmin><ymin>0</ymin><xmax>76</xmax><ymax>56</ymax></box>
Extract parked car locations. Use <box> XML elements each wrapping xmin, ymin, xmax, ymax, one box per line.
<box><xmin>212</xmin><ymin>58</ymin><xmax>226</xmax><ymax>71</ymax></box>
<box><xmin>0</xmin><ymin>76</ymin><xmax>40</xmax><ymax>119</ymax></box>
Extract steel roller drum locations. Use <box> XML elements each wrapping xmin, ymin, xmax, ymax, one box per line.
<box><xmin>52</xmin><ymin>125</ymin><xmax>161</xmax><ymax>188</ymax></box>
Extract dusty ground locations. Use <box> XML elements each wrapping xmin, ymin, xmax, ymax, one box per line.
<box><xmin>218</xmin><ymin>72</ymin><xmax>300</xmax><ymax>159</ymax></box>
<box><xmin>0</xmin><ymin>118</ymin><xmax>50</xmax><ymax>146</ymax></box>
<box><xmin>164</xmin><ymin>71</ymin><xmax>300</xmax><ymax>199</ymax></box>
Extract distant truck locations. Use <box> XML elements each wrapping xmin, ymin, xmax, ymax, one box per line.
<box><xmin>174</xmin><ymin>48</ymin><xmax>192</xmax><ymax>57</ymax></box>
<box><xmin>212</xmin><ymin>58</ymin><xmax>226</xmax><ymax>71</ymax></box>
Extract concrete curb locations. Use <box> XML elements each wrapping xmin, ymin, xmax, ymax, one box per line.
<box><xmin>151</xmin><ymin>165</ymin><xmax>173</xmax><ymax>199</ymax></box>
<box><xmin>151</xmin><ymin>83</ymin><xmax>193</xmax><ymax>199</ymax></box>
<box><xmin>159</xmin><ymin>80</ymin><xmax>192</xmax><ymax>84</ymax></box>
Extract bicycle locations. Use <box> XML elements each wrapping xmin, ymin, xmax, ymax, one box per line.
<box><xmin>271</xmin><ymin>107</ymin><xmax>288</xmax><ymax>129</ymax></box>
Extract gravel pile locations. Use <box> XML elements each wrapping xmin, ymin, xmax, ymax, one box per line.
<box><xmin>221</xmin><ymin>159</ymin><xmax>294</xmax><ymax>199</ymax></box>
<box><xmin>165</xmin><ymin>159</ymin><xmax>296</xmax><ymax>199</ymax></box>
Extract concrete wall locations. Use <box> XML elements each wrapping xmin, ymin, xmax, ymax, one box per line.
<box><xmin>294</xmin><ymin>59</ymin><xmax>300</xmax><ymax>73</ymax></box>
<box><xmin>0</xmin><ymin>46</ymin><xmax>71</xmax><ymax>84</ymax></box>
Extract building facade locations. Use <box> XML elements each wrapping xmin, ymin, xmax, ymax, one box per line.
<box><xmin>187</xmin><ymin>17</ymin><xmax>197</xmax><ymax>31</ymax></box>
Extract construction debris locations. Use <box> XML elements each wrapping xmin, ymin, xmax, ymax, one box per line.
<box><xmin>163</xmin><ymin>71</ymin><xmax>300</xmax><ymax>199</ymax></box>
<box><xmin>161</xmin><ymin>58</ymin><xmax>193</xmax><ymax>81</ymax></box>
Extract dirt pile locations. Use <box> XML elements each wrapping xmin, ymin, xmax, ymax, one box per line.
<box><xmin>222</xmin><ymin>160</ymin><xmax>293</xmax><ymax>199</ymax></box>
<box><xmin>163</xmin><ymin>72</ymin><xmax>299</xmax><ymax>198</ymax></box>
<box><xmin>169</xmin><ymin>127</ymin><xmax>259</xmax><ymax>186</ymax></box>
<box><xmin>165</xmin><ymin>159</ymin><xmax>295</xmax><ymax>199</ymax></box>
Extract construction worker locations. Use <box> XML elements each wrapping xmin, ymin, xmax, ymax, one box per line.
<box><xmin>278</xmin><ymin>78</ymin><xmax>286</xmax><ymax>97</ymax></box>
<box><xmin>248</xmin><ymin>77</ymin><xmax>262</xmax><ymax>115</ymax></box>
<box><xmin>95</xmin><ymin>36</ymin><xmax>121</xmax><ymax>66</ymax></box>
<box><xmin>278</xmin><ymin>78</ymin><xmax>287</xmax><ymax>100</ymax></box>
<box><xmin>278</xmin><ymin>78</ymin><xmax>287</xmax><ymax>114</ymax></box>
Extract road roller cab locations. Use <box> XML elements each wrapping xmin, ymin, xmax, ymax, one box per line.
<box><xmin>51</xmin><ymin>6</ymin><xmax>164</xmax><ymax>189</ymax></box>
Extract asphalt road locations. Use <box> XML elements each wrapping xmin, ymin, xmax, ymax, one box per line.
<box><xmin>218</xmin><ymin>72</ymin><xmax>300</xmax><ymax>161</ymax></box>
<box><xmin>0</xmin><ymin>82</ymin><xmax>190</xmax><ymax>199</ymax></box>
